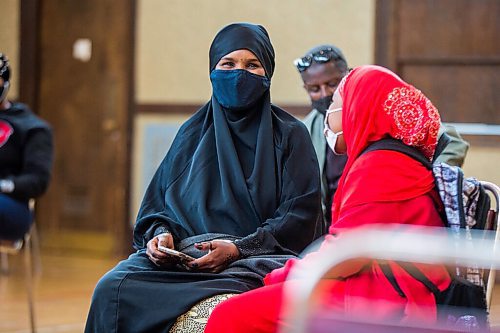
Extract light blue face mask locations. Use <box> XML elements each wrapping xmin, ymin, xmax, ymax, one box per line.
<box><xmin>210</xmin><ymin>69</ymin><xmax>270</xmax><ymax>111</ymax></box>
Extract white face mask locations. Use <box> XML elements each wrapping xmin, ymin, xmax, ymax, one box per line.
<box><xmin>324</xmin><ymin>107</ymin><xmax>344</xmax><ymax>155</ymax></box>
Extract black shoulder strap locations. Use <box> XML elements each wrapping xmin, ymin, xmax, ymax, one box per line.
<box><xmin>398</xmin><ymin>262</ymin><xmax>441</xmax><ymax>296</ymax></box>
<box><xmin>379</xmin><ymin>261</ymin><xmax>441</xmax><ymax>299</ymax></box>
<box><xmin>379</xmin><ymin>262</ymin><xmax>406</xmax><ymax>298</ymax></box>
<box><xmin>361</xmin><ymin>138</ymin><xmax>433</xmax><ymax>170</ymax></box>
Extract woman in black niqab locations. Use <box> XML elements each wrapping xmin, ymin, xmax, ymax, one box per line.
<box><xmin>85</xmin><ymin>23</ymin><xmax>322</xmax><ymax>333</ymax></box>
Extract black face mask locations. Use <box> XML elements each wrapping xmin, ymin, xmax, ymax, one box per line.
<box><xmin>311</xmin><ymin>94</ymin><xmax>333</xmax><ymax>115</ymax></box>
<box><xmin>210</xmin><ymin>69</ymin><xmax>270</xmax><ymax>111</ymax></box>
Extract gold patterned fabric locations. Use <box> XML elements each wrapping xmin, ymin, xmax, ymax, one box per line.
<box><xmin>169</xmin><ymin>293</ymin><xmax>236</xmax><ymax>333</ymax></box>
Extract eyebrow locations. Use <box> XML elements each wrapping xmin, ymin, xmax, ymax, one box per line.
<box><xmin>219</xmin><ymin>56</ymin><xmax>260</xmax><ymax>62</ymax></box>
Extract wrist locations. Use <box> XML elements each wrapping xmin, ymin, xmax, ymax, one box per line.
<box><xmin>153</xmin><ymin>226</ymin><xmax>170</xmax><ymax>238</ymax></box>
<box><xmin>0</xmin><ymin>179</ymin><xmax>14</xmax><ymax>193</ymax></box>
<box><xmin>233</xmin><ymin>237</ymin><xmax>262</xmax><ymax>258</ymax></box>
<box><xmin>232</xmin><ymin>242</ymin><xmax>241</xmax><ymax>259</ymax></box>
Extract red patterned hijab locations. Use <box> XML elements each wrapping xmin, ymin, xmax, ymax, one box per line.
<box><xmin>331</xmin><ymin>65</ymin><xmax>441</xmax><ymax>224</ymax></box>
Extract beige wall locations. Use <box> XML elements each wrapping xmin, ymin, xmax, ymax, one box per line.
<box><xmin>136</xmin><ymin>0</ymin><xmax>375</xmax><ymax>105</ymax></box>
<box><xmin>462</xmin><ymin>145</ymin><xmax>500</xmax><ymax>187</ymax></box>
<box><xmin>3</xmin><ymin>1</ymin><xmax>497</xmax><ymax>214</ymax></box>
<box><xmin>134</xmin><ymin>0</ymin><xmax>500</xmax><ymax>213</ymax></box>
<box><xmin>0</xmin><ymin>0</ymin><xmax>19</xmax><ymax>100</ymax></box>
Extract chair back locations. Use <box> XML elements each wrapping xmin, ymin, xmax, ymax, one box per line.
<box><xmin>281</xmin><ymin>224</ymin><xmax>500</xmax><ymax>333</ymax></box>
<box><xmin>482</xmin><ymin>181</ymin><xmax>500</xmax><ymax>310</ymax></box>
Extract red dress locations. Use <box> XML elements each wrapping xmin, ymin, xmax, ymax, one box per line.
<box><xmin>204</xmin><ymin>152</ymin><xmax>451</xmax><ymax>333</ymax></box>
<box><xmin>204</xmin><ymin>66</ymin><xmax>451</xmax><ymax>333</ymax></box>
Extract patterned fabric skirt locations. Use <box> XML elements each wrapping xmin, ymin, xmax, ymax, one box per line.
<box><xmin>170</xmin><ymin>294</ymin><xmax>236</xmax><ymax>332</ymax></box>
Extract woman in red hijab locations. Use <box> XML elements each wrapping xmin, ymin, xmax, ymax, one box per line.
<box><xmin>204</xmin><ymin>65</ymin><xmax>451</xmax><ymax>333</ymax></box>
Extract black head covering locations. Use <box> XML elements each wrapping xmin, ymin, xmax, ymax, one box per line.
<box><xmin>0</xmin><ymin>53</ymin><xmax>10</xmax><ymax>82</ymax></box>
<box><xmin>209</xmin><ymin>23</ymin><xmax>275</xmax><ymax>178</ymax></box>
<box><xmin>0</xmin><ymin>53</ymin><xmax>11</xmax><ymax>102</ymax></box>
<box><xmin>209</xmin><ymin>23</ymin><xmax>275</xmax><ymax>78</ymax></box>
<box><xmin>133</xmin><ymin>23</ymin><xmax>321</xmax><ymax>256</ymax></box>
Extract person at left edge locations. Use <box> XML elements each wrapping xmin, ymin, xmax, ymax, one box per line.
<box><xmin>84</xmin><ymin>23</ymin><xmax>322</xmax><ymax>333</ymax></box>
<box><xmin>0</xmin><ymin>53</ymin><xmax>53</xmax><ymax>241</ymax></box>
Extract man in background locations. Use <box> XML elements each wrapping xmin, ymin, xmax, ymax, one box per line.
<box><xmin>295</xmin><ymin>44</ymin><xmax>469</xmax><ymax>228</ymax></box>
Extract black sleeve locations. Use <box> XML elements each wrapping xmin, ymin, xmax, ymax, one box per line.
<box><xmin>132</xmin><ymin>163</ymin><xmax>171</xmax><ymax>250</ymax></box>
<box><xmin>131</xmin><ymin>116</ymin><xmax>202</xmax><ymax>250</ymax></box>
<box><xmin>132</xmin><ymin>156</ymin><xmax>181</xmax><ymax>250</ymax></box>
<box><xmin>9</xmin><ymin>128</ymin><xmax>53</xmax><ymax>201</ymax></box>
<box><xmin>234</xmin><ymin>123</ymin><xmax>323</xmax><ymax>257</ymax></box>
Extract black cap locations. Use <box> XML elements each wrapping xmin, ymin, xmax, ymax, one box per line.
<box><xmin>0</xmin><ymin>53</ymin><xmax>11</xmax><ymax>82</ymax></box>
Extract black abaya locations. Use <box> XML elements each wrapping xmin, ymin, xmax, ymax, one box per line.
<box><xmin>85</xmin><ymin>23</ymin><xmax>322</xmax><ymax>333</ymax></box>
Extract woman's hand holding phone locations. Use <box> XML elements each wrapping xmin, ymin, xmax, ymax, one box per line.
<box><xmin>157</xmin><ymin>245</ymin><xmax>195</xmax><ymax>263</ymax></box>
<box><xmin>146</xmin><ymin>232</ymin><xmax>182</xmax><ymax>267</ymax></box>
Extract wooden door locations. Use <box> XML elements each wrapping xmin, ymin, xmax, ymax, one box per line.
<box><xmin>35</xmin><ymin>0</ymin><xmax>135</xmax><ymax>256</ymax></box>
<box><xmin>375</xmin><ymin>0</ymin><xmax>500</xmax><ymax>126</ymax></box>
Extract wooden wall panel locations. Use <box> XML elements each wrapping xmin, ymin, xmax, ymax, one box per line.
<box><xmin>376</xmin><ymin>0</ymin><xmax>500</xmax><ymax>125</ymax></box>
<box><xmin>398</xmin><ymin>0</ymin><xmax>500</xmax><ymax>59</ymax></box>
<box><xmin>403</xmin><ymin>65</ymin><xmax>500</xmax><ymax>124</ymax></box>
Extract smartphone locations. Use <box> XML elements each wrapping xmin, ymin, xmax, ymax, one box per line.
<box><xmin>158</xmin><ymin>245</ymin><xmax>195</xmax><ymax>262</ymax></box>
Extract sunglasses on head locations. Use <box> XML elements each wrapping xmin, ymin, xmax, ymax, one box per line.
<box><xmin>294</xmin><ymin>47</ymin><xmax>343</xmax><ymax>72</ymax></box>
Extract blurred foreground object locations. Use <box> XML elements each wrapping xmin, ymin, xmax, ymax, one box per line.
<box><xmin>283</xmin><ymin>223</ymin><xmax>500</xmax><ymax>333</ymax></box>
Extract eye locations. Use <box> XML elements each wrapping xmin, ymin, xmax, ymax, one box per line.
<box><xmin>328</xmin><ymin>81</ymin><xmax>340</xmax><ymax>88</ymax></box>
<box><xmin>307</xmin><ymin>86</ymin><xmax>320</xmax><ymax>93</ymax></box>
<box><xmin>220</xmin><ymin>61</ymin><xmax>235</xmax><ymax>68</ymax></box>
<box><xmin>247</xmin><ymin>62</ymin><xmax>261</xmax><ymax>69</ymax></box>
